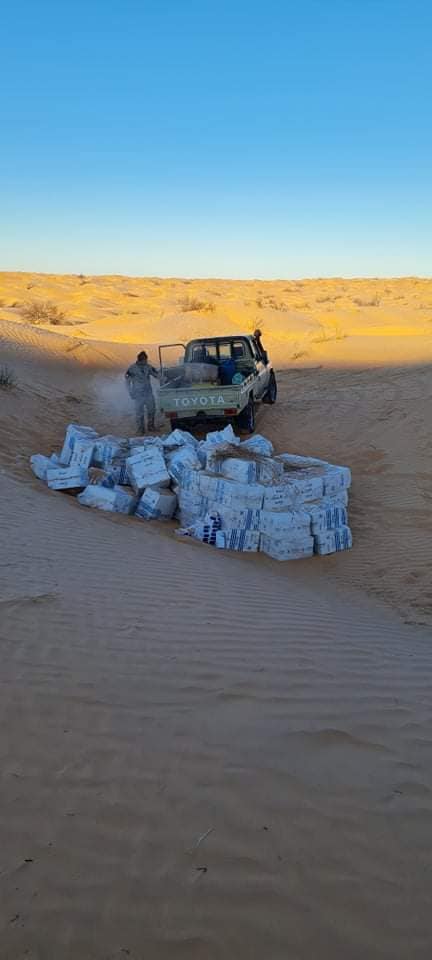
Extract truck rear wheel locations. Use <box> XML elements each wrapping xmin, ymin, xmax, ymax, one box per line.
<box><xmin>263</xmin><ymin>371</ymin><xmax>277</xmax><ymax>404</ymax></box>
<box><xmin>236</xmin><ymin>396</ymin><xmax>255</xmax><ymax>434</ymax></box>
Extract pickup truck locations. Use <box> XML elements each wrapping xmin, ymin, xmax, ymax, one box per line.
<box><xmin>158</xmin><ymin>333</ymin><xmax>277</xmax><ymax>433</ymax></box>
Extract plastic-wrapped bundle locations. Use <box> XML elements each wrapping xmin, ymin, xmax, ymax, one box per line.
<box><xmin>136</xmin><ymin>487</ymin><xmax>177</xmax><ymax>520</ymax></box>
<box><xmin>183</xmin><ymin>361</ymin><xmax>219</xmax><ymax>384</ymax></box>
<box><xmin>240</xmin><ymin>434</ymin><xmax>274</xmax><ymax>457</ymax></box>
<box><xmin>260</xmin><ymin>534</ymin><xmax>315</xmax><ymax>561</ymax></box>
<box><xmin>206</xmin><ymin>424</ymin><xmax>239</xmax><ymax>446</ymax></box>
<box><xmin>198</xmin><ymin>425</ymin><xmax>240</xmax><ymax>464</ymax></box>
<box><xmin>59</xmin><ymin>424</ymin><xmax>98</xmax><ymax>466</ymax></box>
<box><xmin>30</xmin><ymin>453</ymin><xmax>61</xmax><ymax>480</ymax></box>
<box><xmin>78</xmin><ymin>484</ymin><xmax>137</xmax><ymax>514</ymax></box>
<box><xmin>314</xmin><ymin>526</ymin><xmax>353</xmax><ymax>555</ymax></box>
<box><xmin>161</xmin><ymin>429</ymin><xmax>198</xmax><ymax>450</ymax></box>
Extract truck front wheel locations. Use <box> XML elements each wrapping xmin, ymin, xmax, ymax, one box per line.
<box><xmin>236</xmin><ymin>396</ymin><xmax>255</xmax><ymax>434</ymax></box>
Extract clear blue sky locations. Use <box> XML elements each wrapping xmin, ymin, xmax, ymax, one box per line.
<box><xmin>1</xmin><ymin>0</ymin><xmax>431</xmax><ymax>278</ymax></box>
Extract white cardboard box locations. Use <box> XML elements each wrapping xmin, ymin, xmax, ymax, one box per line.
<box><xmin>106</xmin><ymin>460</ymin><xmax>129</xmax><ymax>485</ymax></box>
<box><xmin>78</xmin><ymin>484</ymin><xmax>137</xmax><ymax>514</ymax></box>
<box><xmin>136</xmin><ymin>487</ymin><xmax>177</xmax><ymax>520</ymax></box>
<box><xmin>260</xmin><ymin>534</ymin><xmax>315</xmax><ymax>561</ymax></box>
<box><xmin>30</xmin><ymin>453</ymin><xmax>60</xmax><ymax>480</ymax></box>
<box><xmin>277</xmin><ymin>455</ymin><xmax>351</xmax><ymax>495</ymax></box>
<box><xmin>309</xmin><ymin>501</ymin><xmax>349</xmax><ymax>533</ymax></box>
<box><xmin>198</xmin><ymin>473</ymin><xmax>265</xmax><ymax>509</ymax></box>
<box><xmin>59</xmin><ymin>424</ymin><xmax>98</xmax><ymax>466</ymax></box>
<box><xmin>314</xmin><ymin>526</ymin><xmax>353</xmax><ymax>555</ymax></box>
<box><xmin>207</xmin><ymin>455</ymin><xmax>283</xmax><ymax>485</ymax></box>
<box><xmin>161</xmin><ymin>429</ymin><xmax>198</xmax><ymax>449</ymax></box>
<box><xmin>47</xmin><ymin>466</ymin><xmax>89</xmax><ymax>490</ymax></box>
<box><xmin>176</xmin><ymin>467</ymin><xmax>202</xmax><ymax>494</ymax></box>
<box><xmin>258</xmin><ymin>508</ymin><xmax>311</xmax><ymax>537</ymax></box>
<box><xmin>93</xmin><ymin>435</ymin><xmax>128</xmax><ymax>468</ymax></box>
<box><xmin>166</xmin><ymin>445</ymin><xmax>202</xmax><ymax>482</ymax></box>
<box><xmin>216</xmin><ymin>529</ymin><xmax>260</xmax><ymax>552</ymax></box>
<box><xmin>126</xmin><ymin>448</ymin><xmax>170</xmax><ymax>493</ymax></box>
<box><xmin>205</xmin><ymin>504</ymin><xmax>262</xmax><ymax>531</ymax></box>
<box><xmin>263</xmin><ymin>474</ymin><xmax>324</xmax><ymax>511</ymax></box>
<box><xmin>70</xmin><ymin>438</ymin><xmax>96</xmax><ymax>470</ymax></box>
<box><xmin>322</xmin><ymin>467</ymin><xmax>352</xmax><ymax>496</ymax></box>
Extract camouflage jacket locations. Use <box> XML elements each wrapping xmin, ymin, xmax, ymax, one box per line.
<box><xmin>125</xmin><ymin>361</ymin><xmax>159</xmax><ymax>397</ymax></box>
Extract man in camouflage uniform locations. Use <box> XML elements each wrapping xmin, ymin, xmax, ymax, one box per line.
<box><xmin>125</xmin><ymin>351</ymin><xmax>160</xmax><ymax>433</ymax></box>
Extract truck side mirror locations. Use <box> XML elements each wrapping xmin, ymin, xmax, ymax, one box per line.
<box><xmin>262</xmin><ymin>350</ymin><xmax>268</xmax><ymax>364</ymax></box>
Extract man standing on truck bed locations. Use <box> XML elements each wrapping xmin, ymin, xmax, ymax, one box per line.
<box><xmin>125</xmin><ymin>351</ymin><xmax>159</xmax><ymax>433</ymax></box>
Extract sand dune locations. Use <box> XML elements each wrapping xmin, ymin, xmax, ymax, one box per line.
<box><xmin>1</xmin><ymin>275</ymin><xmax>432</xmax><ymax>958</ymax></box>
<box><xmin>2</xmin><ymin>271</ymin><xmax>432</xmax><ymax>366</ymax></box>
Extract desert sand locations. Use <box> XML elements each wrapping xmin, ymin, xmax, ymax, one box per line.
<box><xmin>1</xmin><ymin>273</ymin><xmax>432</xmax><ymax>959</ymax></box>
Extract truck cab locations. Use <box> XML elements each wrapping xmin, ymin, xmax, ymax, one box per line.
<box><xmin>187</xmin><ymin>335</ymin><xmax>267</xmax><ymax>385</ymax></box>
<box><xmin>158</xmin><ymin>333</ymin><xmax>276</xmax><ymax>433</ymax></box>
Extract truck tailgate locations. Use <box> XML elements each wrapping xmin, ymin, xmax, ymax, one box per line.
<box><xmin>159</xmin><ymin>383</ymin><xmax>246</xmax><ymax>415</ymax></box>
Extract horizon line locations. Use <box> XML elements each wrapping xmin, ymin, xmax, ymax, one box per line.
<box><xmin>1</xmin><ymin>270</ymin><xmax>431</xmax><ymax>283</ymax></box>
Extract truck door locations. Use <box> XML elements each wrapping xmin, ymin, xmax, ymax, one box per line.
<box><xmin>250</xmin><ymin>338</ymin><xmax>268</xmax><ymax>397</ymax></box>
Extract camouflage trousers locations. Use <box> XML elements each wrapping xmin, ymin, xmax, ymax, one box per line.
<box><xmin>134</xmin><ymin>391</ymin><xmax>155</xmax><ymax>432</ymax></box>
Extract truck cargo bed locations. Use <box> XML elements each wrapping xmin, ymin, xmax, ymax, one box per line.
<box><xmin>159</xmin><ymin>374</ymin><xmax>254</xmax><ymax>420</ymax></box>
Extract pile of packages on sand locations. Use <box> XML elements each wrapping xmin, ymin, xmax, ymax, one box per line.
<box><xmin>30</xmin><ymin>423</ymin><xmax>352</xmax><ymax>560</ymax></box>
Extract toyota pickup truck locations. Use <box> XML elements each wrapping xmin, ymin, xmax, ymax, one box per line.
<box><xmin>158</xmin><ymin>333</ymin><xmax>277</xmax><ymax>433</ymax></box>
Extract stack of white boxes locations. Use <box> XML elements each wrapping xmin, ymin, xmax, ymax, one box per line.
<box><xmin>31</xmin><ymin>424</ymin><xmax>179</xmax><ymax>521</ymax></box>
<box><xmin>30</xmin><ymin>423</ymin><xmax>352</xmax><ymax>558</ymax></box>
<box><xmin>174</xmin><ymin>434</ymin><xmax>352</xmax><ymax>559</ymax></box>
<box><xmin>38</xmin><ymin>423</ymin><xmax>99</xmax><ymax>490</ymax></box>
